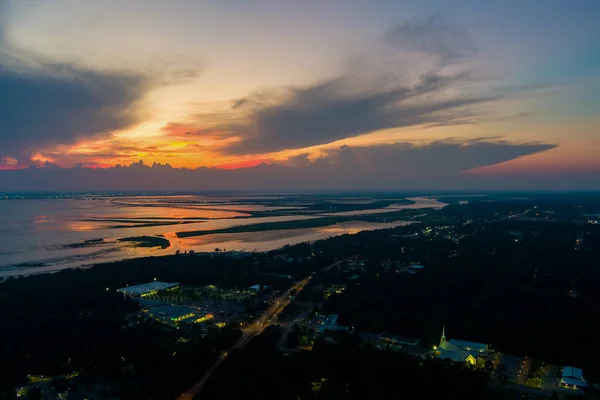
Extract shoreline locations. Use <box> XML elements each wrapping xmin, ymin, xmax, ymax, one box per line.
<box><xmin>0</xmin><ymin>196</ymin><xmax>448</xmax><ymax>279</ymax></box>
<box><xmin>0</xmin><ymin>220</ymin><xmax>418</xmax><ymax>280</ymax></box>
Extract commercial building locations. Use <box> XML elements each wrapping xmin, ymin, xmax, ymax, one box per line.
<box><xmin>194</xmin><ymin>313</ymin><xmax>215</xmax><ymax>324</ymax></box>
<box><xmin>560</xmin><ymin>366</ymin><xmax>587</xmax><ymax>389</ymax></box>
<box><xmin>146</xmin><ymin>305</ymin><xmax>197</xmax><ymax>323</ymax></box>
<box><xmin>117</xmin><ymin>281</ymin><xmax>180</xmax><ymax>297</ymax></box>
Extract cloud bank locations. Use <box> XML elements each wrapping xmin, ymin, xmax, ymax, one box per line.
<box><xmin>0</xmin><ymin>139</ymin><xmax>562</xmax><ymax>192</ymax></box>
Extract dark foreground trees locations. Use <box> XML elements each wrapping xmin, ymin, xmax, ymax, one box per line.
<box><xmin>200</xmin><ymin>327</ymin><xmax>489</xmax><ymax>400</ymax></box>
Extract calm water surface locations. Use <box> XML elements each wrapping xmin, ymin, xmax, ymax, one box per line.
<box><xmin>0</xmin><ymin>196</ymin><xmax>446</xmax><ymax>277</ymax></box>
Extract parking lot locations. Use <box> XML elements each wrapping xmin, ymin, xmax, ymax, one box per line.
<box><xmin>540</xmin><ymin>365</ymin><xmax>560</xmax><ymax>391</ymax></box>
<box><xmin>496</xmin><ymin>354</ymin><xmax>526</xmax><ymax>384</ymax></box>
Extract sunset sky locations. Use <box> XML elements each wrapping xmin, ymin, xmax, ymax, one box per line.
<box><xmin>1</xmin><ymin>0</ymin><xmax>599</xmax><ymax>190</ymax></box>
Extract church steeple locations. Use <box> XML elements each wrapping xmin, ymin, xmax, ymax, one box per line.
<box><xmin>441</xmin><ymin>325</ymin><xmax>447</xmax><ymax>344</ymax></box>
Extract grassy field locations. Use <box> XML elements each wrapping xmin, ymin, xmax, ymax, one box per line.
<box><xmin>117</xmin><ymin>235</ymin><xmax>171</xmax><ymax>248</ymax></box>
<box><xmin>176</xmin><ymin>210</ymin><xmax>417</xmax><ymax>238</ymax></box>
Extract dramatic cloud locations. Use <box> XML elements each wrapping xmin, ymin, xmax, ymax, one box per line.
<box><xmin>0</xmin><ymin>61</ymin><xmax>148</xmax><ymax>164</ymax></box>
<box><xmin>0</xmin><ymin>139</ymin><xmax>561</xmax><ymax>191</ymax></box>
<box><xmin>0</xmin><ymin>6</ymin><xmax>201</xmax><ymax>166</ymax></box>
<box><xmin>221</xmin><ymin>72</ymin><xmax>534</xmax><ymax>155</ymax></box>
<box><xmin>180</xmin><ymin>17</ymin><xmax>539</xmax><ymax>156</ymax></box>
<box><xmin>0</xmin><ymin>27</ymin><xmax>150</xmax><ymax>164</ymax></box>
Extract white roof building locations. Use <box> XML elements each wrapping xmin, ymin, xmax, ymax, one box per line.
<box><xmin>560</xmin><ymin>366</ymin><xmax>587</xmax><ymax>389</ymax></box>
<box><xmin>437</xmin><ymin>340</ymin><xmax>477</xmax><ymax>365</ymax></box>
<box><xmin>117</xmin><ymin>281</ymin><xmax>180</xmax><ymax>297</ymax></box>
<box><xmin>435</xmin><ymin>326</ymin><xmax>485</xmax><ymax>366</ymax></box>
<box><xmin>448</xmin><ymin>339</ymin><xmax>489</xmax><ymax>354</ymax></box>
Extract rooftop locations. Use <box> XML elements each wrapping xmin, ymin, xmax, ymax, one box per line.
<box><xmin>448</xmin><ymin>339</ymin><xmax>488</xmax><ymax>353</ymax></box>
<box><xmin>117</xmin><ymin>281</ymin><xmax>179</xmax><ymax>296</ymax></box>
<box><xmin>325</xmin><ymin>315</ymin><xmax>338</xmax><ymax>326</ymax></box>
<box><xmin>562</xmin><ymin>366</ymin><xmax>584</xmax><ymax>380</ymax></box>
<box><xmin>147</xmin><ymin>305</ymin><xmax>196</xmax><ymax>320</ymax></box>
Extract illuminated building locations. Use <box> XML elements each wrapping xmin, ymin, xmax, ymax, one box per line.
<box><xmin>324</xmin><ymin>284</ymin><xmax>346</xmax><ymax>299</ymax></box>
<box><xmin>448</xmin><ymin>339</ymin><xmax>489</xmax><ymax>354</ymax></box>
<box><xmin>436</xmin><ymin>326</ymin><xmax>483</xmax><ymax>365</ymax></box>
<box><xmin>146</xmin><ymin>305</ymin><xmax>197</xmax><ymax>323</ymax></box>
<box><xmin>560</xmin><ymin>366</ymin><xmax>587</xmax><ymax>389</ymax></box>
<box><xmin>194</xmin><ymin>313</ymin><xmax>215</xmax><ymax>324</ymax></box>
<box><xmin>117</xmin><ymin>281</ymin><xmax>180</xmax><ymax>297</ymax></box>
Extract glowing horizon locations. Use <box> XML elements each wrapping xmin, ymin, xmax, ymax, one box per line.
<box><xmin>1</xmin><ymin>0</ymin><xmax>599</xmax><ymax>188</ymax></box>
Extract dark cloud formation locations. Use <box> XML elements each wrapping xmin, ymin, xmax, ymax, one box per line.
<box><xmin>222</xmin><ymin>72</ymin><xmax>531</xmax><ymax>155</ymax></box>
<box><xmin>0</xmin><ymin>62</ymin><xmax>148</xmax><ymax>163</ymax></box>
<box><xmin>0</xmin><ymin>139</ymin><xmax>565</xmax><ymax>191</ymax></box>
<box><xmin>201</xmin><ymin>17</ymin><xmax>537</xmax><ymax>156</ymax></box>
<box><xmin>0</xmin><ymin>4</ymin><xmax>200</xmax><ymax>165</ymax></box>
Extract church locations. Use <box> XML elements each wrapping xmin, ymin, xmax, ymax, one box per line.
<box><xmin>435</xmin><ymin>326</ymin><xmax>489</xmax><ymax>365</ymax></box>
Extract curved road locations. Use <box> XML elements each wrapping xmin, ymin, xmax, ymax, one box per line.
<box><xmin>176</xmin><ymin>256</ymin><xmax>357</xmax><ymax>400</ymax></box>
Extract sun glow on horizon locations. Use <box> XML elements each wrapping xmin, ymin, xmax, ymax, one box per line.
<box><xmin>1</xmin><ymin>1</ymin><xmax>599</xmax><ymax>188</ymax></box>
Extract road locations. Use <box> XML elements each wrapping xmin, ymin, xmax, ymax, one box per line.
<box><xmin>176</xmin><ymin>256</ymin><xmax>356</xmax><ymax>400</ymax></box>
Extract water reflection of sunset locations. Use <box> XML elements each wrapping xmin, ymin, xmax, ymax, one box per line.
<box><xmin>33</xmin><ymin>215</ymin><xmax>51</xmax><ymax>224</ymax></box>
<box><xmin>98</xmin><ymin>207</ymin><xmax>250</xmax><ymax>219</ymax></box>
<box><xmin>1</xmin><ymin>195</ymin><xmax>437</xmax><ymax>276</ymax></box>
<box><xmin>65</xmin><ymin>221</ymin><xmax>106</xmax><ymax>232</ymax></box>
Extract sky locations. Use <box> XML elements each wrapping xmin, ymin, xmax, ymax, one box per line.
<box><xmin>0</xmin><ymin>0</ymin><xmax>599</xmax><ymax>190</ymax></box>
